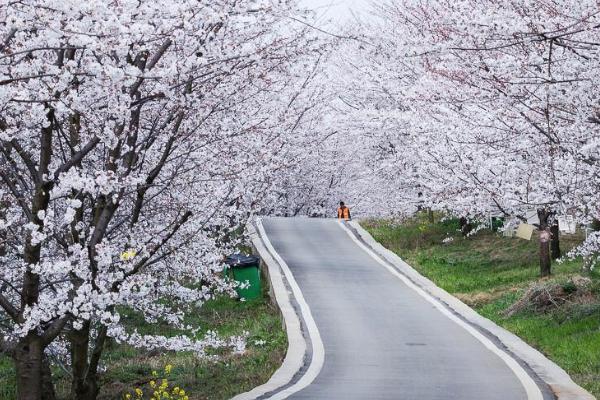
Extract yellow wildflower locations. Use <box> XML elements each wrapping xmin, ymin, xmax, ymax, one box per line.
<box><xmin>150</xmin><ymin>380</ymin><xmax>156</xmax><ymax>388</ymax></box>
<box><xmin>120</xmin><ymin>249</ymin><xmax>137</xmax><ymax>261</ymax></box>
<box><xmin>165</xmin><ymin>364</ymin><xmax>173</xmax><ymax>374</ymax></box>
<box><xmin>135</xmin><ymin>388</ymin><xmax>143</xmax><ymax>397</ymax></box>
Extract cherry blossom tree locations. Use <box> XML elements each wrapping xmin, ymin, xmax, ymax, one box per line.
<box><xmin>334</xmin><ymin>0</ymin><xmax>600</xmax><ymax>275</ymax></box>
<box><xmin>0</xmin><ymin>1</ymin><xmax>330</xmax><ymax>399</ymax></box>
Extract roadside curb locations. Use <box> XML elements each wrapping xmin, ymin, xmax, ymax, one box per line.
<box><xmin>347</xmin><ymin>220</ymin><xmax>596</xmax><ymax>400</ymax></box>
<box><xmin>232</xmin><ymin>218</ymin><xmax>325</xmax><ymax>400</ymax></box>
<box><xmin>230</xmin><ymin>220</ymin><xmax>307</xmax><ymax>400</ymax></box>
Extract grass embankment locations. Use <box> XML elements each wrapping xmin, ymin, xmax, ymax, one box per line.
<box><xmin>0</xmin><ymin>290</ymin><xmax>286</xmax><ymax>400</ymax></box>
<box><xmin>363</xmin><ymin>216</ymin><xmax>600</xmax><ymax>397</ymax></box>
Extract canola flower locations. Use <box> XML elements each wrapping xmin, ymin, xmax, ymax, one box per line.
<box><xmin>123</xmin><ymin>364</ymin><xmax>190</xmax><ymax>400</ymax></box>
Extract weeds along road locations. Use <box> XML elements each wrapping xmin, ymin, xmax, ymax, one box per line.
<box><xmin>260</xmin><ymin>217</ymin><xmax>551</xmax><ymax>400</ymax></box>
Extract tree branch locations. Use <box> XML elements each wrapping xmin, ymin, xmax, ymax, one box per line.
<box><xmin>0</xmin><ymin>293</ymin><xmax>19</xmax><ymax>320</ymax></box>
<box><xmin>41</xmin><ymin>315</ymin><xmax>71</xmax><ymax>346</ymax></box>
<box><xmin>53</xmin><ymin>136</ymin><xmax>101</xmax><ymax>181</ymax></box>
<box><xmin>0</xmin><ymin>28</ymin><xmax>17</xmax><ymax>53</ymax></box>
<box><xmin>0</xmin><ymin>169</ymin><xmax>33</xmax><ymax>220</ymax></box>
<box><xmin>122</xmin><ymin>210</ymin><xmax>192</xmax><ymax>282</ymax></box>
<box><xmin>129</xmin><ymin>39</ymin><xmax>173</xmax><ymax>96</ymax></box>
<box><xmin>7</xmin><ymin>139</ymin><xmax>39</xmax><ymax>181</ymax></box>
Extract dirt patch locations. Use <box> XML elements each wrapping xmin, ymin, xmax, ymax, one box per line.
<box><xmin>504</xmin><ymin>276</ymin><xmax>597</xmax><ymax>317</ymax></box>
<box><xmin>457</xmin><ymin>285</ymin><xmax>523</xmax><ymax>307</ymax></box>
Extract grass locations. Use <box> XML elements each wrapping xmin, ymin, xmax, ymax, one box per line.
<box><xmin>0</xmin><ymin>286</ymin><xmax>286</xmax><ymax>400</ymax></box>
<box><xmin>362</xmin><ymin>214</ymin><xmax>600</xmax><ymax>398</ymax></box>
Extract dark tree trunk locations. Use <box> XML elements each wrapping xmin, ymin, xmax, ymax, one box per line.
<box><xmin>13</xmin><ymin>110</ymin><xmax>56</xmax><ymax>400</ymax></box>
<box><xmin>70</xmin><ymin>322</ymin><xmax>106</xmax><ymax>400</ymax></box>
<box><xmin>539</xmin><ymin>238</ymin><xmax>552</xmax><ymax>277</ymax></box>
<box><xmin>428</xmin><ymin>208</ymin><xmax>434</xmax><ymax>223</ymax></box>
<box><xmin>70</xmin><ymin>324</ymin><xmax>89</xmax><ymax>399</ymax></box>
<box><xmin>71</xmin><ymin>375</ymin><xmax>98</xmax><ymax>400</ymax></box>
<box><xmin>70</xmin><ymin>323</ymin><xmax>99</xmax><ymax>400</ymax></box>
<box><xmin>41</xmin><ymin>355</ymin><xmax>56</xmax><ymax>400</ymax></box>
<box><xmin>14</xmin><ymin>335</ymin><xmax>44</xmax><ymax>400</ymax></box>
<box><xmin>537</xmin><ymin>209</ymin><xmax>552</xmax><ymax>277</ymax></box>
<box><xmin>550</xmin><ymin>223</ymin><xmax>561</xmax><ymax>260</ymax></box>
<box><xmin>459</xmin><ymin>217</ymin><xmax>472</xmax><ymax>236</ymax></box>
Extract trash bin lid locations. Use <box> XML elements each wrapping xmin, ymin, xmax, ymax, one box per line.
<box><xmin>225</xmin><ymin>254</ymin><xmax>260</xmax><ymax>268</ymax></box>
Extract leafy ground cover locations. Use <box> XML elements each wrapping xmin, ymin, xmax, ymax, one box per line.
<box><xmin>0</xmin><ymin>289</ymin><xmax>286</xmax><ymax>400</ymax></box>
<box><xmin>362</xmin><ymin>215</ymin><xmax>600</xmax><ymax>397</ymax></box>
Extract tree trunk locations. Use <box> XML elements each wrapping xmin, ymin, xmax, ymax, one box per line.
<box><xmin>538</xmin><ymin>209</ymin><xmax>552</xmax><ymax>277</ymax></box>
<box><xmin>550</xmin><ymin>223</ymin><xmax>561</xmax><ymax>260</ymax></box>
<box><xmin>539</xmin><ymin>235</ymin><xmax>552</xmax><ymax>277</ymax></box>
<box><xmin>69</xmin><ymin>321</ymin><xmax>107</xmax><ymax>400</ymax></box>
<box><xmin>428</xmin><ymin>208</ymin><xmax>434</xmax><ymax>223</ymax></box>
<box><xmin>70</xmin><ymin>324</ymin><xmax>99</xmax><ymax>400</ymax></box>
<box><xmin>582</xmin><ymin>216</ymin><xmax>599</xmax><ymax>273</ymax></box>
<box><xmin>14</xmin><ymin>335</ymin><xmax>44</xmax><ymax>400</ymax></box>
<box><xmin>71</xmin><ymin>374</ymin><xmax>98</xmax><ymax>400</ymax></box>
<box><xmin>41</xmin><ymin>355</ymin><xmax>56</xmax><ymax>400</ymax></box>
<box><xmin>13</xmin><ymin>110</ymin><xmax>55</xmax><ymax>400</ymax></box>
<box><xmin>459</xmin><ymin>217</ymin><xmax>472</xmax><ymax>237</ymax></box>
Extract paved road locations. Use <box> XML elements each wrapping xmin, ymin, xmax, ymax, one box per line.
<box><xmin>261</xmin><ymin>217</ymin><xmax>540</xmax><ymax>400</ymax></box>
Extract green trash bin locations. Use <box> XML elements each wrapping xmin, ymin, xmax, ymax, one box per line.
<box><xmin>491</xmin><ymin>217</ymin><xmax>505</xmax><ymax>232</ymax></box>
<box><xmin>224</xmin><ymin>254</ymin><xmax>261</xmax><ymax>300</ymax></box>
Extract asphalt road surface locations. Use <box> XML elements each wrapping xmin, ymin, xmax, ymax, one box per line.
<box><xmin>261</xmin><ymin>217</ymin><xmax>543</xmax><ymax>400</ymax></box>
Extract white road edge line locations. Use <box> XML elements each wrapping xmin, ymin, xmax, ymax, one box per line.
<box><xmin>256</xmin><ymin>218</ymin><xmax>325</xmax><ymax>400</ymax></box>
<box><xmin>337</xmin><ymin>221</ymin><xmax>544</xmax><ymax>400</ymax></box>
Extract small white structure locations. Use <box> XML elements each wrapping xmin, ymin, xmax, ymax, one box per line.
<box><xmin>558</xmin><ymin>215</ymin><xmax>577</xmax><ymax>234</ymax></box>
<box><xmin>525</xmin><ymin>210</ymin><xmax>540</xmax><ymax>225</ymax></box>
<box><xmin>502</xmin><ymin>219</ymin><xmax>519</xmax><ymax>237</ymax></box>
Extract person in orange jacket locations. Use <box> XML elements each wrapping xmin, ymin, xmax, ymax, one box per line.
<box><xmin>337</xmin><ymin>201</ymin><xmax>351</xmax><ymax>220</ymax></box>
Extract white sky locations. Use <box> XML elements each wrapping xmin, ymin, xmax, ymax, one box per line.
<box><xmin>299</xmin><ymin>0</ymin><xmax>373</xmax><ymax>24</ymax></box>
